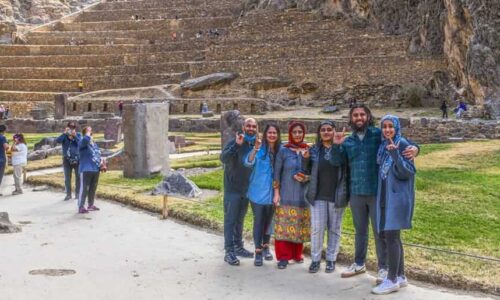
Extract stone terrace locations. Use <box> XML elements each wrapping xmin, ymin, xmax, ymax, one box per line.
<box><xmin>0</xmin><ymin>0</ymin><xmax>447</xmax><ymax>116</ymax></box>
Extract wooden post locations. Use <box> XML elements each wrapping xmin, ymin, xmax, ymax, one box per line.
<box><xmin>162</xmin><ymin>194</ymin><xmax>168</xmax><ymax>219</ymax></box>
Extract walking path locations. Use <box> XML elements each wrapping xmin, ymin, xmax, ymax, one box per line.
<box><xmin>0</xmin><ymin>175</ymin><xmax>494</xmax><ymax>300</ymax></box>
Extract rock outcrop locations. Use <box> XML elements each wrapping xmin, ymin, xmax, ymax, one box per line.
<box><xmin>243</xmin><ymin>0</ymin><xmax>500</xmax><ymax>117</ymax></box>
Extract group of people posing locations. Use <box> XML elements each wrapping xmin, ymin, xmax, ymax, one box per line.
<box><xmin>220</xmin><ymin>104</ymin><xmax>418</xmax><ymax>295</ymax></box>
<box><xmin>56</xmin><ymin>122</ymin><xmax>107</xmax><ymax>214</ymax></box>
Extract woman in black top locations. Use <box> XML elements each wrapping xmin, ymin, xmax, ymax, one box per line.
<box><xmin>303</xmin><ymin>120</ymin><xmax>349</xmax><ymax>273</ymax></box>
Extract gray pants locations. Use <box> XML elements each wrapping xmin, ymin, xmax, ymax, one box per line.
<box><xmin>13</xmin><ymin>164</ymin><xmax>25</xmax><ymax>191</ymax></box>
<box><xmin>310</xmin><ymin>200</ymin><xmax>345</xmax><ymax>262</ymax></box>
<box><xmin>350</xmin><ymin>195</ymin><xmax>387</xmax><ymax>269</ymax></box>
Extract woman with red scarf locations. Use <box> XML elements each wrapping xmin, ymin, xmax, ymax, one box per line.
<box><xmin>272</xmin><ymin>121</ymin><xmax>311</xmax><ymax>269</ymax></box>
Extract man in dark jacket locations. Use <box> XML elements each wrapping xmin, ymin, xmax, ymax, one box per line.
<box><xmin>220</xmin><ymin>118</ymin><xmax>258</xmax><ymax>265</ymax></box>
<box><xmin>330</xmin><ymin>104</ymin><xmax>419</xmax><ymax>283</ymax></box>
<box><xmin>56</xmin><ymin>121</ymin><xmax>82</xmax><ymax>201</ymax></box>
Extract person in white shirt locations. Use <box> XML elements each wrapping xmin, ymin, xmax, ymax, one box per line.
<box><xmin>11</xmin><ymin>133</ymin><xmax>28</xmax><ymax>195</ymax></box>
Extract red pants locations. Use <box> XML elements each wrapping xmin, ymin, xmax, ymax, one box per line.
<box><xmin>275</xmin><ymin>240</ymin><xmax>303</xmax><ymax>261</ymax></box>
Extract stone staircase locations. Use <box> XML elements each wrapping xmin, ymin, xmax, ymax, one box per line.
<box><xmin>0</xmin><ymin>0</ymin><xmax>447</xmax><ymax>117</ymax></box>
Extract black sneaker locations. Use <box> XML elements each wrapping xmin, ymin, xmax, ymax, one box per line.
<box><xmin>234</xmin><ymin>247</ymin><xmax>254</xmax><ymax>258</ymax></box>
<box><xmin>64</xmin><ymin>195</ymin><xmax>72</xmax><ymax>201</ymax></box>
<box><xmin>254</xmin><ymin>252</ymin><xmax>263</xmax><ymax>267</ymax></box>
<box><xmin>309</xmin><ymin>261</ymin><xmax>320</xmax><ymax>273</ymax></box>
<box><xmin>262</xmin><ymin>246</ymin><xmax>273</xmax><ymax>261</ymax></box>
<box><xmin>325</xmin><ymin>261</ymin><xmax>336</xmax><ymax>273</ymax></box>
<box><xmin>224</xmin><ymin>252</ymin><xmax>240</xmax><ymax>266</ymax></box>
<box><xmin>277</xmin><ymin>260</ymin><xmax>288</xmax><ymax>269</ymax></box>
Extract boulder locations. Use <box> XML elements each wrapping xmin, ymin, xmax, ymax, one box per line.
<box><xmin>180</xmin><ymin>72</ymin><xmax>239</xmax><ymax>91</ymax></box>
<box><xmin>245</xmin><ymin>77</ymin><xmax>293</xmax><ymax>91</ymax></box>
<box><xmin>322</xmin><ymin>105</ymin><xmax>338</xmax><ymax>113</ymax></box>
<box><xmin>220</xmin><ymin>110</ymin><xmax>244</xmax><ymax>147</ymax></box>
<box><xmin>0</xmin><ymin>212</ymin><xmax>21</xmax><ymax>233</ymax></box>
<box><xmin>152</xmin><ymin>171</ymin><xmax>202</xmax><ymax>198</ymax></box>
<box><xmin>202</xmin><ymin>111</ymin><xmax>215</xmax><ymax>118</ymax></box>
<box><xmin>34</xmin><ymin>137</ymin><xmax>58</xmax><ymax>151</ymax></box>
<box><xmin>300</xmin><ymin>81</ymin><xmax>319</xmax><ymax>93</ymax></box>
<box><xmin>28</xmin><ymin>150</ymin><xmax>48</xmax><ymax>161</ymax></box>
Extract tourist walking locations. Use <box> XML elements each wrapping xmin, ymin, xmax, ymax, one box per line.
<box><xmin>371</xmin><ymin>115</ymin><xmax>416</xmax><ymax>295</ymax></box>
<box><xmin>244</xmin><ymin>124</ymin><xmax>281</xmax><ymax>266</ymax></box>
<box><xmin>455</xmin><ymin>101</ymin><xmax>467</xmax><ymax>119</ymax></box>
<box><xmin>220</xmin><ymin>118</ymin><xmax>258</xmax><ymax>265</ymax></box>
<box><xmin>440</xmin><ymin>100</ymin><xmax>448</xmax><ymax>119</ymax></box>
<box><xmin>10</xmin><ymin>133</ymin><xmax>28</xmax><ymax>195</ymax></box>
<box><xmin>56</xmin><ymin>122</ymin><xmax>82</xmax><ymax>201</ymax></box>
<box><xmin>118</xmin><ymin>100</ymin><xmax>124</xmax><ymax>117</ymax></box>
<box><xmin>0</xmin><ymin>124</ymin><xmax>9</xmax><ymax>196</ymax></box>
<box><xmin>330</xmin><ymin>104</ymin><xmax>418</xmax><ymax>283</ymax></box>
<box><xmin>0</xmin><ymin>105</ymin><xmax>5</xmax><ymax>119</ymax></box>
<box><xmin>302</xmin><ymin>120</ymin><xmax>348</xmax><ymax>274</ymax></box>
<box><xmin>273</xmin><ymin>121</ymin><xmax>311</xmax><ymax>269</ymax></box>
<box><xmin>77</xmin><ymin>126</ymin><xmax>102</xmax><ymax>214</ymax></box>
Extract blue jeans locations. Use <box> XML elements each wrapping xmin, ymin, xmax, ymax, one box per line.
<box><xmin>63</xmin><ymin>158</ymin><xmax>80</xmax><ymax>197</ymax></box>
<box><xmin>223</xmin><ymin>191</ymin><xmax>249</xmax><ymax>253</ymax></box>
<box><xmin>250</xmin><ymin>202</ymin><xmax>274</xmax><ymax>250</ymax></box>
<box><xmin>350</xmin><ymin>195</ymin><xmax>387</xmax><ymax>270</ymax></box>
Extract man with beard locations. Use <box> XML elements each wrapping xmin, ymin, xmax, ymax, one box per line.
<box><xmin>330</xmin><ymin>104</ymin><xmax>418</xmax><ymax>283</ymax></box>
<box><xmin>220</xmin><ymin>118</ymin><xmax>258</xmax><ymax>265</ymax></box>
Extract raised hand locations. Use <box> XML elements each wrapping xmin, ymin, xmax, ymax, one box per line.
<box><xmin>302</xmin><ymin>148</ymin><xmax>310</xmax><ymax>159</ymax></box>
<box><xmin>254</xmin><ymin>133</ymin><xmax>262</xmax><ymax>149</ymax></box>
<box><xmin>333</xmin><ymin>127</ymin><xmax>346</xmax><ymax>145</ymax></box>
<box><xmin>235</xmin><ymin>132</ymin><xmax>244</xmax><ymax>145</ymax></box>
<box><xmin>386</xmin><ymin>138</ymin><xmax>400</xmax><ymax>151</ymax></box>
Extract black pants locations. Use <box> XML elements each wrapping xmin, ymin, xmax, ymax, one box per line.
<box><xmin>78</xmin><ymin>171</ymin><xmax>99</xmax><ymax>209</ymax></box>
<box><xmin>223</xmin><ymin>191</ymin><xmax>249</xmax><ymax>253</ymax></box>
<box><xmin>63</xmin><ymin>158</ymin><xmax>80</xmax><ymax>197</ymax></box>
<box><xmin>251</xmin><ymin>202</ymin><xmax>274</xmax><ymax>250</ymax></box>
<box><xmin>442</xmin><ymin>110</ymin><xmax>448</xmax><ymax>119</ymax></box>
<box><xmin>382</xmin><ymin>230</ymin><xmax>405</xmax><ymax>281</ymax></box>
<box><xmin>0</xmin><ymin>160</ymin><xmax>5</xmax><ymax>187</ymax></box>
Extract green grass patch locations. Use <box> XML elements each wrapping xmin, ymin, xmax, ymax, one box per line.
<box><xmin>189</xmin><ymin>169</ymin><xmax>224</xmax><ymax>191</ymax></box>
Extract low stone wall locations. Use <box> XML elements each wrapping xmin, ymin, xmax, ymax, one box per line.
<box><xmin>1</xmin><ymin>117</ymin><xmax>121</xmax><ymax>133</ymax></box>
<box><xmin>169</xmin><ymin>117</ymin><xmax>500</xmax><ymax>143</ymax></box>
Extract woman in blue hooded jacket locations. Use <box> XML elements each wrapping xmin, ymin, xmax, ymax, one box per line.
<box><xmin>244</xmin><ymin>124</ymin><xmax>281</xmax><ymax>267</ymax></box>
<box><xmin>372</xmin><ymin>115</ymin><xmax>416</xmax><ymax>295</ymax></box>
<box><xmin>78</xmin><ymin>126</ymin><xmax>103</xmax><ymax>214</ymax></box>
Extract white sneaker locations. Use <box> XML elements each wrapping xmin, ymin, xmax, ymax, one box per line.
<box><xmin>372</xmin><ymin>278</ymin><xmax>400</xmax><ymax>295</ymax></box>
<box><xmin>397</xmin><ymin>276</ymin><xmax>408</xmax><ymax>288</ymax></box>
<box><xmin>376</xmin><ymin>269</ymin><xmax>388</xmax><ymax>284</ymax></box>
<box><xmin>341</xmin><ymin>263</ymin><xmax>366</xmax><ymax>278</ymax></box>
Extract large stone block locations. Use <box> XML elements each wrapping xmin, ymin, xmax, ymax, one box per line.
<box><xmin>220</xmin><ymin>110</ymin><xmax>244</xmax><ymax>147</ymax></box>
<box><xmin>123</xmin><ymin>103</ymin><xmax>170</xmax><ymax>178</ymax></box>
<box><xmin>54</xmin><ymin>93</ymin><xmax>67</xmax><ymax>120</ymax></box>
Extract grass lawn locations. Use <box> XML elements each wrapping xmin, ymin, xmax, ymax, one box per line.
<box><xmin>171</xmin><ymin>154</ymin><xmax>221</xmax><ymax>170</ymax></box>
<box><xmin>25</xmin><ymin>139</ymin><xmax>500</xmax><ymax>293</ymax></box>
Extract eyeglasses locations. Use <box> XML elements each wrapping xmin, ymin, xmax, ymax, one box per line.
<box><xmin>320</xmin><ymin>128</ymin><xmax>333</xmax><ymax>132</ymax></box>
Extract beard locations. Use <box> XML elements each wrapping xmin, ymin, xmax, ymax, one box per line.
<box><xmin>351</xmin><ymin>120</ymin><xmax>369</xmax><ymax>133</ymax></box>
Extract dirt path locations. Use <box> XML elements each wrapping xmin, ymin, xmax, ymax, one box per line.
<box><xmin>0</xmin><ymin>176</ymin><xmax>494</xmax><ymax>300</ymax></box>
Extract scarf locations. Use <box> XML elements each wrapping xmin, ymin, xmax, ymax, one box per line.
<box><xmin>244</xmin><ymin>133</ymin><xmax>256</xmax><ymax>144</ymax></box>
<box><xmin>376</xmin><ymin>115</ymin><xmax>401</xmax><ymax>180</ymax></box>
<box><xmin>284</xmin><ymin>121</ymin><xmax>308</xmax><ymax>149</ymax></box>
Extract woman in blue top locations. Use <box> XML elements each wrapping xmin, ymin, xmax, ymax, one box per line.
<box><xmin>244</xmin><ymin>124</ymin><xmax>281</xmax><ymax>267</ymax></box>
<box><xmin>78</xmin><ymin>126</ymin><xmax>103</xmax><ymax>214</ymax></box>
<box><xmin>372</xmin><ymin>115</ymin><xmax>416</xmax><ymax>295</ymax></box>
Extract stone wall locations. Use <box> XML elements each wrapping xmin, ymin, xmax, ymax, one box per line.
<box><xmin>1</xmin><ymin>117</ymin><xmax>121</xmax><ymax>133</ymax></box>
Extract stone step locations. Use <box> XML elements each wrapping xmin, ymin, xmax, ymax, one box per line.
<box><xmin>0</xmin><ymin>72</ymin><xmax>187</xmax><ymax>92</ymax></box>
<box><xmin>207</xmin><ymin>38</ymin><xmax>408</xmax><ymax>61</ymax></box>
<box><xmin>0</xmin><ymin>63</ymin><xmax>190</xmax><ymax>79</ymax></box>
<box><xmin>92</xmin><ymin>0</ymin><xmax>237</xmax><ymax>11</ymax></box>
<box><xmin>0</xmin><ymin>41</ymin><xmax>206</xmax><ymax>56</ymax></box>
<box><xmin>0</xmin><ymin>50</ymin><xmax>203</xmax><ymax>68</ymax></box>
<box><xmin>43</xmin><ymin>16</ymin><xmax>234</xmax><ymax>32</ymax></box>
<box><xmin>76</xmin><ymin>7</ymin><xmax>235</xmax><ymax>22</ymax></box>
<box><xmin>25</xmin><ymin>36</ymin><xmax>140</xmax><ymax>45</ymax></box>
<box><xmin>0</xmin><ymin>90</ymin><xmax>66</xmax><ymax>102</ymax></box>
<box><xmin>27</xmin><ymin>28</ymin><xmax>226</xmax><ymax>41</ymax></box>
